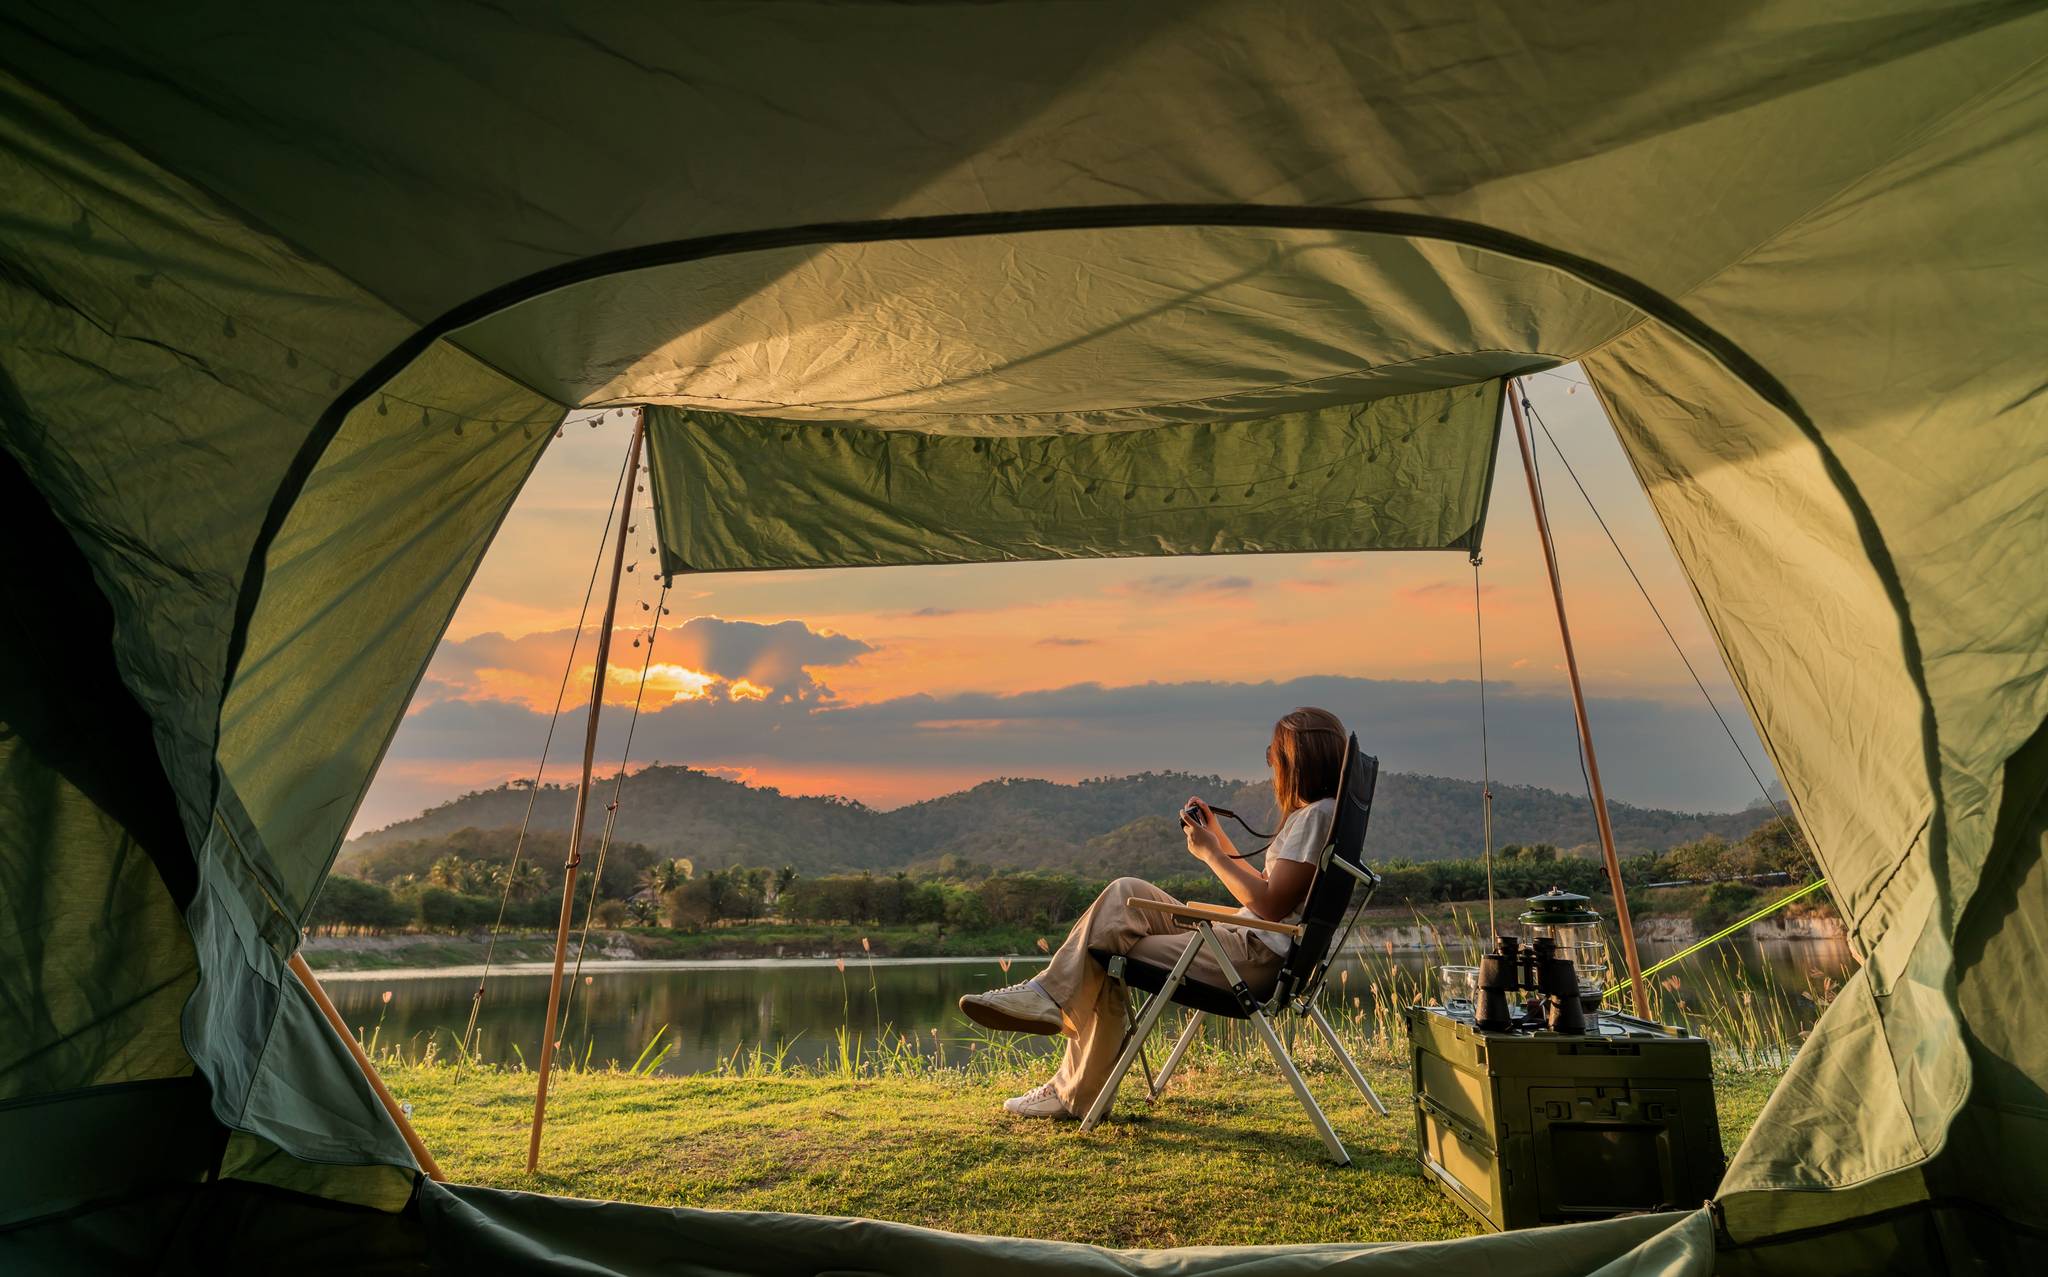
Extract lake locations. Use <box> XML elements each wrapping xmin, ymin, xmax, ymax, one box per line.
<box><xmin>326</xmin><ymin>936</ymin><xmax>1857</xmax><ymax>1075</ymax></box>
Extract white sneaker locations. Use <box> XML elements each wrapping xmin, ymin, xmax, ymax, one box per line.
<box><xmin>1002</xmin><ymin>1079</ymin><xmax>1076</xmax><ymax>1120</ymax></box>
<box><xmin>959</xmin><ymin>980</ymin><xmax>1063</xmax><ymax>1035</ymax></box>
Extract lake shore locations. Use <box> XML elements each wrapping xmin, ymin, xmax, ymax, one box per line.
<box><xmin>303</xmin><ymin>898</ymin><xmax>1844</xmax><ymax>973</ymax></box>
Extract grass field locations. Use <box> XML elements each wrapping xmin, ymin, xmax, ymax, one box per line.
<box><xmin>386</xmin><ymin>1058</ymin><xmax>1779</xmax><ymax>1248</ymax></box>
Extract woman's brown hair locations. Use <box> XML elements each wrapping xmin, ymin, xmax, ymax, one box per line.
<box><xmin>1269</xmin><ymin>707</ymin><xmax>1348</xmax><ymax>816</ymax></box>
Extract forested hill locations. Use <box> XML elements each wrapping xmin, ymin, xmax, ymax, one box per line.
<box><xmin>341</xmin><ymin>765</ymin><xmax>1772</xmax><ymax>880</ymax></box>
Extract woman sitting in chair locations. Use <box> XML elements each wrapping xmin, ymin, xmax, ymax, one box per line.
<box><xmin>959</xmin><ymin>706</ymin><xmax>1347</xmax><ymax>1119</ymax></box>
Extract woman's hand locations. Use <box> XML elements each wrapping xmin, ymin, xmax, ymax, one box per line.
<box><xmin>1182</xmin><ymin>797</ymin><xmax>1225</xmax><ymax>860</ymax></box>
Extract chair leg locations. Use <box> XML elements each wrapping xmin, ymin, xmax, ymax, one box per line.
<box><xmin>1080</xmin><ymin>939</ymin><xmax>1201</xmax><ymax>1131</ymax></box>
<box><xmin>1305</xmin><ymin>1001</ymin><xmax>1389</xmax><ymax>1117</ymax></box>
<box><xmin>1151</xmin><ymin>1011</ymin><xmax>1204</xmax><ymax>1099</ymax></box>
<box><xmin>1114</xmin><ymin>977</ymin><xmax>1158</xmax><ymax>1096</ymax></box>
<box><xmin>1247</xmin><ymin>1007</ymin><xmax>1350</xmax><ymax>1165</ymax></box>
<box><xmin>1199</xmin><ymin>925</ymin><xmax>1350</xmax><ymax>1166</ymax></box>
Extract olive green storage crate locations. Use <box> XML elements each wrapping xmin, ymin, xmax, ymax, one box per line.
<box><xmin>1404</xmin><ymin>1005</ymin><xmax>1725</xmax><ymax>1232</ymax></box>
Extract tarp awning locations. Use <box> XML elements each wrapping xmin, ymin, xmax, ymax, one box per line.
<box><xmin>644</xmin><ymin>383</ymin><xmax>1504</xmax><ymax>573</ymax></box>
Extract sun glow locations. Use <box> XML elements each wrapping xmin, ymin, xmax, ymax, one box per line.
<box><xmin>634</xmin><ymin>662</ymin><xmax>718</xmax><ymax>702</ymax></box>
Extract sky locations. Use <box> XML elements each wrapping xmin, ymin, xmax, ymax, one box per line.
<box><xmin>353</xmin><ymin>367</ymin><xmax>1778</xmax><ymax>835</ymax></box>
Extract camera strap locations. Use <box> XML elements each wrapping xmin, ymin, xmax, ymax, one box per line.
<box><xmin>1200</xmin><ymin>807</ymin><xmax>1275</xmax><ymax>860</ymax></box>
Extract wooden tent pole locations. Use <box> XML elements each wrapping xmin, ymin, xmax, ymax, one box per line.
<box><xmin>1506</xmin><ymin>381</ymin><xmax>1648</xmax><ymax>1018</ymax></box>
<box><xmin>527</xmin><ymin>409</ymin><xmax>646</xmax><ymax>1173</ymax></box>
<box><xmin>288</xmin><ymin>952</ymin><xmax>444</xmax><ymax>1181</ymax></box>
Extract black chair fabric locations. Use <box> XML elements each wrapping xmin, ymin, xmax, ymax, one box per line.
<box><xmin>1085</xmin><ymin>947</ymin><xmax>1262</xmax><ymax>1018</ymax></box>
<box><xmin>1276</xmin><ymin>740</ymin><xmax>1378</xmax><ymax>1003</ymax></box>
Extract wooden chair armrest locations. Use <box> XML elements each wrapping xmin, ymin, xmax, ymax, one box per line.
<box><xmin>1127</xmin><ymin>896</ymin><xmax>1304</xmax><ymax>939</ymax></box>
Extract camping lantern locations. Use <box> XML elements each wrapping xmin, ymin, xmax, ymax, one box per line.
<box><xmin>1518</xmin><ymin>887</ymin><xmax>1610</xmax><ymax>1009</ymax></box>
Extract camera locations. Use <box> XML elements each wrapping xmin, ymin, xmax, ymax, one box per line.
<box><xmin>1180</xmin><ymin>801</ymin><xmax>1207</xmax><ymax>829</ymax></box>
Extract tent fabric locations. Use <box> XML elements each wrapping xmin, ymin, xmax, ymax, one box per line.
<box><xmin>418</xmin><ymin>1184</ymin><xmax>1715</xmax><ymax>1277</ymax></box>
<box><xmin>644</xmin><ymin>383</ymin><xmax>1504</xmax><ymax>574</ymax></box>
<box><xmin>1</xmin><ymin>2</ymin><xmax>2044</xmax><ymax>1274</ymax></box>
<box><xmin>454</xmin><ymin>228</ymin><xmax>1640</xmax><ymax>431</ymax></box>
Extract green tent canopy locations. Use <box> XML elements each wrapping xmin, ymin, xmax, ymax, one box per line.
<box><xmin>2</xmin><ymin>3</ymin><xmax>2044</xmax><ymax>1273</ymax></box>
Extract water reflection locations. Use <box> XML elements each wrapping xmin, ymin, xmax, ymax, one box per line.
<box><xmin>325</xmin><ymin>938</ymin><xmax>1856</xmax><ymax>1076</ymax></box>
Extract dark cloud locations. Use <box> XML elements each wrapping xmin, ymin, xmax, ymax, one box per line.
<box><xmin>381</xmin><ymin>673</ymin><xmax>1775</xmax><ymax>813</ymax></box>
<box><xmin>1035</xmin><ymin>637</ymin><xmax>1098</xmax><ymax>647</ymax></box>
<box><xmin>662</xmin><ymin>616</ymin><xmax>872</xmax><ymax>701</ymax></box>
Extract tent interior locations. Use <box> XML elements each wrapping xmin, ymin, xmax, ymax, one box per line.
<box><xmin>3</xmin><ymin>4</ymin><xmax>2044</xmax><ymax>1274</ymax></box>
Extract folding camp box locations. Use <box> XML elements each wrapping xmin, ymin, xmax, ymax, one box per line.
<box><xmin>1405</xmin><ymin>1005</ymin><xmax>1725</xmax><ymax>1232</ymax></box>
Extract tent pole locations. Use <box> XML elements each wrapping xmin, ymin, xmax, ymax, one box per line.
<box><xmin>527</xmin><ymin>408</ymin><xmax>647</xmax><ymax>1173</ymax></box>
<box><xmin>288</xmin><ymin>952</ymin><xmax>444</xmax><ymax>1182</ymax></box>
<box><xmin>1506</xmin><ymin>380</ymin><xmax>1647</xmax><ymax>1018</ymax></box>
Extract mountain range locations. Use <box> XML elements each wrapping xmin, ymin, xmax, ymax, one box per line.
<box><xmin>339</xmin><ymin>765</ymin><xmax>1773</xmax><ymax>881</ymax></box>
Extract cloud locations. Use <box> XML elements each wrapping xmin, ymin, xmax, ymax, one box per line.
<box><xmin>1035</xmin><ymin>636</ymin><xmax>1098</xmax><ymax>647</ymax></box>
<box><xmin>661</xmin><ymin>616</ymin><xmax>872</xmax><ymax>702</ymax></box>
<box><xmin>367</xmin><ymin>672</ymin><xmax>1777</xmax><ymax>830</ymax></box>
<box><xmin>1112</xmin><ymin>575</ymin><xmax>1255</xmax><ymax>598</ymax></box>
<box><xmin>420</xmin><ymin>616</ymin><xmax>872</xmax><ymax>710</ymax></box>
<box><xmin>1397</xmin><ymin>580</ymin><xmax>1500</xmax><ymax>612</ymax></box>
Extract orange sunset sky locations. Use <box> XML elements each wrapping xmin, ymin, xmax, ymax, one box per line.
<box><xmin>354</xmin><ymin>367</ymin><xmax>1777</xmax><ymax>836</ymax></box>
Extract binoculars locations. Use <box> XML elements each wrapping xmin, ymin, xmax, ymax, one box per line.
<box><xmin>1474</xmin><ymin>934</ymin><xmax>1586</xmax><ymax>1035</ymax></box>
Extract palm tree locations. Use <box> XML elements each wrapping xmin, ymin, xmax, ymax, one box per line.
<box><xmin>644</xmin><ymin>857</ymin><xmax>692</xmax><ymax>897</ymax></box>
<box><xmin>774</xmin><ymin>865</ymin><xmax>798</xmax><ymax>902</ymax></box>
<box><xmin>503</xmin><ymin>860</ymin><xmax>545</xmax><ymax>903</ymax></box>
<box><xmin>427</xmin><ymin>855</ymin><xmax>468</xmax><ymax>892</ymax></box>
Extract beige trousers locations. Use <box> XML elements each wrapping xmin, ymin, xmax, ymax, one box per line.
<box><xmin>1033</xmin><ymin>877</ymin><xmax>1283</xmax><ymax>1115</ymax></box>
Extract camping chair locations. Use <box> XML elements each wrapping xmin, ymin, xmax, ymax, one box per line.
<box><xmin>1080</xmin><ymin>735</ymin><xmax>1388</xmax><ymax>1164</ymax></box>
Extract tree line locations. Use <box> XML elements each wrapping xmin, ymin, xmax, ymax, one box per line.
<box><xmin>309</xmin><ymin>816</ymin><xmax>1816</xmax><ymax>937</ymax></box>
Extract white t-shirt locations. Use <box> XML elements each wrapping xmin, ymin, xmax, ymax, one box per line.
<box><xmin>1227</xmin><ymin>797</ymin><xmax>1336</xmax><ymax>955</ymax></box>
